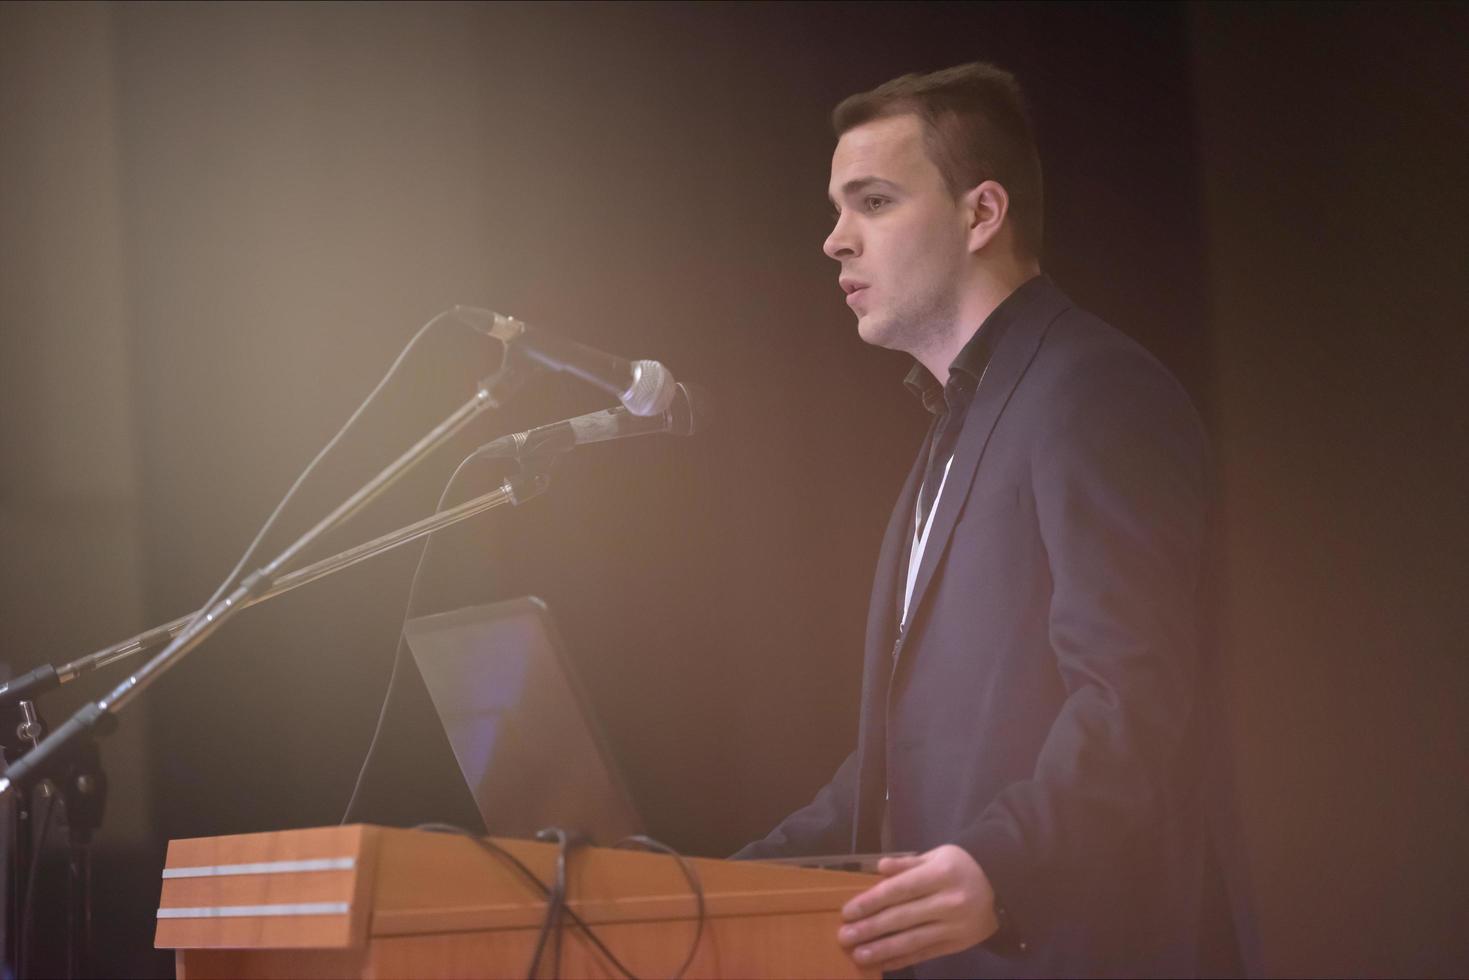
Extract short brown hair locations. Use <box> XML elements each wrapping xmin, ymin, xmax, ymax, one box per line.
<box><xmin>832</xmin><ymin>63</ymin><xmax>1044</xmax><ymax>260</ymax></box>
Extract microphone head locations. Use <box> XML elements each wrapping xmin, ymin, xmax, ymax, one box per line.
<box><xmin>624</xmin><ymin>360</ymin><xmax>677</xmax><ymax>417</ymax></box>
<box><xmin>666</xmin><ymin>382</ymin><xmax>710</xmax><ymax>437</ymax></box>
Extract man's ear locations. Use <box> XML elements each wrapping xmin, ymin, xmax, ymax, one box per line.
<box><xmin>963</xmin><ymin>180</ymin><xmax>1010</xmax><ymax>254</ymax></box>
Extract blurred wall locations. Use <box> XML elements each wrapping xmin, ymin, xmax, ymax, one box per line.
<box><xmin>1193</xmin><ymin>6</ymin><xmax>1468</xmax><ymax>975</ymax></box>
<box><xmin>0</xmin><ymin>1</ymin><xmax>151</xmax><ymax>846</ymax></box>
<box><xmin>0</xmin><ymin>2</ymin><xmax>1463</xmax><ymax>977</ymax></box>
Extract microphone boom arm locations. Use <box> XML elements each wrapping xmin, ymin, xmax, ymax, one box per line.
<box><xmin>0</xmin><ymin>466</ymin><xmax>550</xmax><ymax>710</ymax></box>
<box><xmin>0</xmin><ymin>366</ymin><xmax>524</xmax><ymax>800</ymax></box>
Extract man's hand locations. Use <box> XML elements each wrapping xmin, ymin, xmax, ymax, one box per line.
<box><xmin>836</xmin><ymin>844</ymin><xmax>999</xmax><ymax>972</ymax></box>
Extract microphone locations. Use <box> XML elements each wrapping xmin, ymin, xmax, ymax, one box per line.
<box><xmin>451</xmin><ymin>306</ymin><xmax>676</xmax><ymax>417</ymax></box>
<box><xmin>473</xmin><ymin>382</ymin><xmax>708</xmax><ymax>460</ymax></box>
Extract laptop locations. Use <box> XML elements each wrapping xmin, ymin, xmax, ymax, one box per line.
<box><xmin>403</xmin><ymin>596</ymin><xmax>645</xmax><ymax>844</ymax></box>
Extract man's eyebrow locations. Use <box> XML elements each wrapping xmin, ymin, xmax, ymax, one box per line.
<box><xmin>827</xmin><ymin>177</ymin><xmax>902</xmax><ymax>207</ymax></box>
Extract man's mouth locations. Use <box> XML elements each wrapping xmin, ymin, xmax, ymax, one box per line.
<box><xmin>841</xmin><ymin>278</ymin><xmax>870</xmax><ymax>308</ymax></box>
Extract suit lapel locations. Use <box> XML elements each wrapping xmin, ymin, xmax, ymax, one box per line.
<box><xmin>859</xmin><ymin>424</ymin><xmax>929</xmax><ymax>716</ymax></box>
<box><xmin>897</xmin><ymin>289</ymin><xmax>1070</xmax><ymax>667</ymax></box>
<box><xmin>852</xmin><ymin>421</ymin><xmax>931</xmax><ymax>848</ymax></box>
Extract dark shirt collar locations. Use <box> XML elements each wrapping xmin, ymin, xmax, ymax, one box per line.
<box><xmin>903</xmin><ymin>273</ymin><xmax>1050</xmax><ymax>415</ymax></box>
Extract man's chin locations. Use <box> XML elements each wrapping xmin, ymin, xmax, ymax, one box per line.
<box><xmin>856</xmin><ymin>312</ymin><xmax>900</xmax><ymax>350</ymax></box>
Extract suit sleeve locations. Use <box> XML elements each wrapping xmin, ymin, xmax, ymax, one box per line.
<box><xmin>731</xmin><ymin>749</ymin><xmax>860</xmax><ymax>859</ymax></box>
<box><xmin>953</xmin><ymin>343</ymin><xmax>1211</xmax><ymax>942</ymax></box>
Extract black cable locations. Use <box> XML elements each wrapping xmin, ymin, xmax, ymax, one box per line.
<box><xmin>613</xmin><ymin>835</ymin><xmax>707</xmax><ymax>980</ymax></box>
<box><xmin>182</xmin><ymin>308</ymin><xmax>472</xmax><ymax>691</ymax></box>
<box><xmin>553</xmin><ymin>832</ymin><xmax>579</xmax><ymax>980</ymax></box>
<box><xmin>412</xmin><ymin>823</ymin><xmax>639</xmax><ymax>980</ymax></box>
<box><xmin>339</xmin><ymin>451</ymin><xmax>484</xmax><ymax>824</ymax></box>
<box><xmin>18</xmin><ymin>786</ymin><xmax>60</xmax><ymax>980</ymax></box>
<box><xmin>525</xmin><ymin>828</ymin><xmax>564</xmax><ymax>978</ymax></box>
<box><xmin>530</xmin><ymin>827</ymin><xmax>587</xmax><ymax>979</ymax></box>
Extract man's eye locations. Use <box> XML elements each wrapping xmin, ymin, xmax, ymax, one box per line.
<box><xmin>865</xmin><ymin>196</ymin><xmax>888</xmax><ymax>212</ymax></box>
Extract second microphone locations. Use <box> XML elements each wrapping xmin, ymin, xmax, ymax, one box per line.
<box><xmin>472</xmin><ymin>383</ymin><xmax>708</xmax><ymax>461</ymax></box>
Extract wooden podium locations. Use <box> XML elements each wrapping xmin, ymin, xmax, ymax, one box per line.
<box><xmin>154</xmin><ymin>825</ymin><xmax>880</xmax><ymax>979</ymax></box>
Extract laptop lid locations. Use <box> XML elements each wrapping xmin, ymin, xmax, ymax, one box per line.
<box><xmin>403</xmin><ymin>596</ymin><xmax>644</xmax><ymax>844</ymax></box>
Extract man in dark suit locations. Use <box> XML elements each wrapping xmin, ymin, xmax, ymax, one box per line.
<box><xmin>735</xmin><ymin>64</ymin><xmax>1242</xmax><ymax>978</ymax></box>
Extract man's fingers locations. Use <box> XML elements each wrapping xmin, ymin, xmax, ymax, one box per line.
<box><xmin>851</xmin><ymin>921</ymin><xmax>948</xmax><ymax>971</ymax></box>
<box><xmin>842</xmin><ymin>858</ymin><xmax>945</xmax><ymax>920</ymax></box>
<box><xmin>876</xmin><ymin>854</ymin><xmax>922</xmax><ymax>875</ymax></box>
<box><xmin>837</xmin><ymin>889</ymin><xmax>952</xmax><ymax>948</ymax></box>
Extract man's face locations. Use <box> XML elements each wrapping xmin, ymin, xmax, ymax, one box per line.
<box><xmin>824</xmin><ymin>114</ymin><xmax>970</xmax><ymax>355</ymax></box>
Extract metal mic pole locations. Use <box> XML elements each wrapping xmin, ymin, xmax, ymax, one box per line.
<box><xmin>0</xmin><ymin>379</ymin><xmax>715</xmax><ymax>710</ymax></box>
<box><xmin>4</xmin><ymin>466</ymin><xmax>551</xmax><ymax>709</ymax></box>
<box><xmin>0</xmin><ymin>362</ymin><xmax>526</xmax><ymax>802</ymax></box>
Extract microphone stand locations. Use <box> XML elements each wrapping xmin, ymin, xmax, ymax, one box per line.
<box><xmin>0</xmin><ymin>363</ymin><xmax>535</xmax><ymax>801</ymax></box>
<box><xmin>10</xmin><ymin>460</ymin><xmax>554</xmax><ymax>977</ymax></box>
<box><xmin>0</xmin><ymin>465</ymin><xmax>553</xmax><ymax>713</ymax></box>
<box><xmin>0</xmin><ymin>355</ymin><xmax>541</xmax><ymax>978</ymax></box>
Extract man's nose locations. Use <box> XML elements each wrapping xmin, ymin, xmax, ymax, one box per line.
<box><xmin>823</xmin><ymin>214</ymin><xmax>859</xmax><ymax>260</ymax></box>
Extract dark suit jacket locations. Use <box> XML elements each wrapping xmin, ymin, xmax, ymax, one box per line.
<box><xmin>737</xmin><ymin>278</ymin><xmax>1245</xmax><ymax>978</ymax></box>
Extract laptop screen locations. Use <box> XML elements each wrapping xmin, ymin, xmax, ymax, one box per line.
<box><xmin>403</xmin><ymin>596</ymin><xmax>644</xmax><ymax>844</ymax></box>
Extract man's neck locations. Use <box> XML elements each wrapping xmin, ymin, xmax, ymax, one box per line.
<box><xmin>914</xmin><ymin>260</ymin><xmax>1041</xmax><ymax>383</ymax></box>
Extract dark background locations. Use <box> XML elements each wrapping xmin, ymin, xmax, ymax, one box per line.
<box><xmin>1</xmin><ymin>3</ymin><xmax>1464</xmax><ymax>976</ymax></box>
